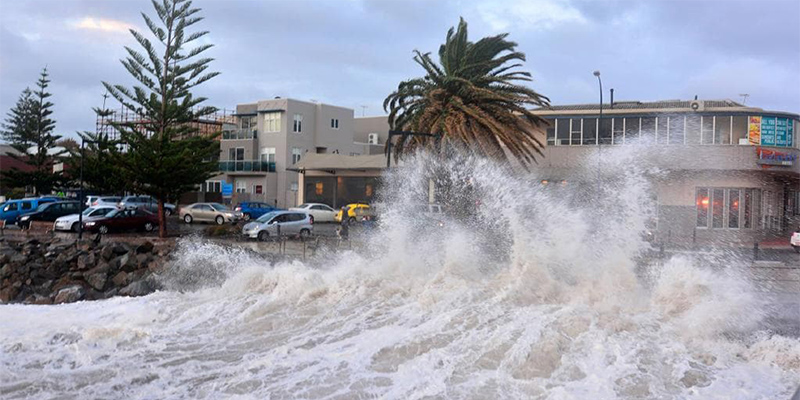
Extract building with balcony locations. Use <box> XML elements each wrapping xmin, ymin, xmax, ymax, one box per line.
<box><xmin>210</xmin><ymin>98</ymin><xmax>370</xmax><ymax>208</ymax></box>
<box><xmin>531</xmin><ymin>99</ymin><xmax>799</xmax><ymax>247</ymax></box>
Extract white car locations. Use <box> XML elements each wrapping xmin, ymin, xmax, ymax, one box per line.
<box><xmin>54</xmin><ymin>205</ymin><xmax>117</xmax><ymax>232</ymax></box>
<box><xmin>289</xmin><ymin>203</ymin><xmax>337</xmax><ymax>222</ymax></box>
<box><xmin>242</xmin><ymin>210</ymin><xmax>313</xmax><ymax>241</ymax></box>
<box><xmin>791</xmin><ymin>228</ymin><xmax>800</xmax><ymax>253</ymax></box>
<box><xmin>89</xmin><ymin>196</ymin><xmax>122</xmax><ymax>207</ymax></box>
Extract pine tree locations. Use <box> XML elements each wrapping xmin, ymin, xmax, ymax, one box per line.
<box><xmin>1</xmin><ymin>68</ymin><xmax>63</xmax><ymax>195</ymax></box>
<box><xmin>102</xmin><ymin>0</ymin><xmax>221</xmax><ymax>238</ymax></box>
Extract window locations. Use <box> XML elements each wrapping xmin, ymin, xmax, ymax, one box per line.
<box><xmin>546</xmin><ymin>126</ymin><xmax>556</xmax><ymax>146</ymax></box>
<box><xmin>599</xmin><ymin>118</ymin><xmax>612</xmax><ymax>144</ymax></box>
<box><xmin>570</xmin><ymin>118</ymin><xmax>582</xmax><ymax>145</ymax></box>
<box><xmin>260</xmin><ymin>147</ymin><xmax>276</xmax><ymax>163</ymax></box>
<box><xmin>701</xmin><ymin>116</ymin><xmax>714</xmax><ymax>145</ymax></box>
<box><xmin>612</xmin><ymin>118</ymin><xmax>624</xmax><ymax>145</ymax></box>
<box><xmin>556</xmin><ymin>118</ymin><xmax>569</xmax><ymax>145</ymax></box>
<box><xmin>315</xmin><ymin>182</ymin><xmax>324</xmax><ymax>195</ymax></box>
<box><xmin>229</xmin><ymin>147</ymin><xmax>245</xmax><ymax>161</ymax></box>
<box><xmin>669</xmin><ymin>116</ymin><xmax>685</xmax><ymax>144</ymax></box>
<box><xmin>583</xmin><ymin>118</ymin><xmax>597</xmax><ymax>145</ymax></box>
<box><xmin>240</xmin><ymin>115</ymin><xmax>256</xmax><ymax>130</ymax></box>
<box><xmin>205</xmin><ymin>181</ymin><xmax>221</xmax><ymax>192</ymax></box>
<box><xmin>715</xmin><ymin>116</ymin><xmax>732</xmax><ymax>145</ymax></box>
<box><xmin>331</xmin><ymin>118</ymin><xmax>339</xmax><ymax>129</ymax></box>
<box><xmin>711</xmin><ymin>188</ymin><xmax>724</xmax><ymax>228</ymax></box>
<box><xmin>686</xmin><ymin>115</ymin><xmax>702</xmax><ymax>145</ymax></box>
<box><xmin>290</xmin><ymin>182</ymin><xmax>298</xmax><ymax>191</ymax></box>
<box><xmin>254</xmin><ymin>185</ymin><xmax>263</xmax><ymax>194</ymax></box>
<box><xmin>624</xmin><ymin>117</ymin><xmax>639</xmax><ymax>145</ymax></box>
<box><xmin>21</xmin><ymin>201</ymin><xmax>32</xmax><ymax>210</ymax></box>
<box><xmin>264</xmin><ymin>112</ymin><xmax>281</xmax><ymax>133</ymax></box>
<box><xmin>640</xmin><ymin>118</ymin><xmax>655</xmax><ymax>145</ymax></box>
<box><xmin>293</xmin><ymin>114</ymin><xmax>303</xmax><ymax>133</ymax></box>
<box><xmin>728</xmin><ymin>189</ymin><xmax>740</xmax><ymax>228</ymax></box>
<box><xmin>656</xmin><ymin>117</ymin><xmax>669</xmax><ymax>145</ymax></box>
<box><xmin>696</xmin><ymin>188</ymin><xmax>709</xmax><ymax>227</ymax></box>
<box><xmin>236</xmin><ymin>181</ymin><xmax>246</xmax><ymax>193</ymax></box>
<box><xmin>291</xmin><ymin>147</ymin><xmax>302</xmax><ymax>164</ymax></box>
<box><xmin>3</xmin><ymin>203</ymin><xmax>18</xmax><ymax>212</ymax></box>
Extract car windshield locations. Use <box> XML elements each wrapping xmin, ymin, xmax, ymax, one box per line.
<box><xmin>255</xmin><ymin>211</ymin><xmax>279</xmax><ymax>223</ymax></box>
<box><xmin>210</xmin><ymin>203</ymin><xmax>230</xmax><ymax>211</ymax></box>
<box><xmin>105</xmin><ymin>209</ymin><xmax>121</xmax><ymax>218</ymax></box>
<box><xmin>82</xmin><ymin>207</ymin><xmax>97</xmax><ymax>216</ymax></box>
<box><xmin>297</xmin><ymin>203</ymin><xmax>310</xmax><ymax>208</ymax></box>
<box><xmin>36</xmin><ymin>203</ymin><xmax>50</xmax><ymax>212</ymax></box>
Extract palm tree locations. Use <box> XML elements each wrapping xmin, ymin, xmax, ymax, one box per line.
<box><xmin>384</xmin><ymin>18</ymin><xmax>550</xmax><ymax>166</ymax></box>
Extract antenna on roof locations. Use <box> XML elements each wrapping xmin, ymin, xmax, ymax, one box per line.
<box><xmin>360</xmin><ymin>105</ymin><xmax>368</xmax><ymax>116</ymax></box>
<box><xmin>739</xmin><ymin>94</ymin><xmax>749</xmax><ymax>105</ymax></box>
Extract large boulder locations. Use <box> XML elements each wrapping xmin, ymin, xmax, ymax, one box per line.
<box><xmin>85</xmin><ymin>271</ymin><xmax>107</xmax><ymax>291</ymax></box>
<box><xmin>119</xmin><ymin>280</ymin><xmax>154</xmax><ymax>297</ymax></box>
<box><xmin>54</xmin><ymin>285</ymin><xmax>85</xmax><ymax>304</ymax></box>
<box><xmin>112</xmin><ymin>271</ymin><xmax>130</xmax><ymax>287</ymax></box>
<box><xmin>77</xmin><ymin>252</ymin><xmax>96</xmax><ymax>270</ymax></box>
<box><xmin>135</xmin><ymin>241</ymin><xmax>154</xmax><ymax>254</ymax></box>
<box><xmin>100</xmin><ymin>245</ymin><xmax>115</xmax><ymax>261</ymax></box>
<box><xmin>119</xmin><ymin>254</ymin><xmax>138</xmax><ymax>272</ymax></box>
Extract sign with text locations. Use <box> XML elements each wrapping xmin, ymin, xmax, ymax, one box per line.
<box><xmin>756</xmin><ymin>147</ymin><xmax>796</xmax><ymax>167</ymax></box>
<box><xmin>221</xmin><ymin>181</ymin><xmax>233</xmax><ymax>197</ymax></box>
<box><xmin>749</xmin><ymin>116</ymin><xmax>795</xmax><ymax>148</ymax></box>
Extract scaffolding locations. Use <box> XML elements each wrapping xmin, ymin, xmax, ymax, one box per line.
<box><xmin>96</xmin><ymin>105</ymin><xmax>237</xmax><ymax>141</ymax></box>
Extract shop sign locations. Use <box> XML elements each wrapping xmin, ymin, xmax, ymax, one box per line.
<box><xmin>749</xmin><ymin>116</ymin><xmax>795</xmax><ymax>147</ymax></box>
<box><xmin>756</xmin><ymin>147</ymin><xmax>796</xmax><ymax>166</ymax></box>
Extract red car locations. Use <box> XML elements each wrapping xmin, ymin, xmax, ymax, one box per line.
<box><xmin>82</xmin><ymin>208</ymin><xmax>159</xmax><ymax>234</ymax></box>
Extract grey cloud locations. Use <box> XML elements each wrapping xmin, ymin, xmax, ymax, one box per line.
<box><xmin>1</xmin><ymin>0</ymin><xmax>798</xmax><ymax>140</ymax></box>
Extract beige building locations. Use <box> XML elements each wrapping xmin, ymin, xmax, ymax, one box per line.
<box><xmin>531</xmin><ymin>99</ymin><xmax>799</xmax><ymax>246</ymax></box>
<box><xmin>208</xmin><ymin>98</ymin><xmax>391</xmax><ymax>208</ymax></box>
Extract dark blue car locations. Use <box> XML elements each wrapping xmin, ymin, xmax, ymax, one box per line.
<box><xmin>234</xmin><ymin>202</ymin><xmax>280</xmax><ymax>221</ymax></box>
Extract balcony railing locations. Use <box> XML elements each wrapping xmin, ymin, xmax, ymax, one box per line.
<box><xmin>218</xmin><ymin>160</ymin><xmax>276</xmax><ymax>172</ymax></box>
<box><xmin>222</xmin><ymin>129</ymin><xmax>258</xmax><ymax>140</ymax></box>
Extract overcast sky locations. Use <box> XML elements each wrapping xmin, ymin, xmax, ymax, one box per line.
<box><xmin>1</xmin><ymin>0</ymin><xmax>798</xmax><ymax>138</ymax></box>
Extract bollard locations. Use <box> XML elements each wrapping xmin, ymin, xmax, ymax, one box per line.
<box><xmin>753</xmin><ymin>242</ymin><xmax>759</xmax><ymax>261</ymax></box>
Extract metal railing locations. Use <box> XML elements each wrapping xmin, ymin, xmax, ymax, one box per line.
<box><xmin>222</xmin><ymin>129</ymin><xmax>258</xmax><ymax>140</ymax></box>
<box><xmin>218</xmin><ymin>160</ymin><xmax>276</xmax><ymax>172</ymax></box>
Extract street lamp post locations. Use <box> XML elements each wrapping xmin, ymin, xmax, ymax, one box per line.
<box><xmin>593</xmin><ymin>70</ymin><xmax>603</xmax><ymax>142</ymax></box>
<box><xmin>77</xmin><ymin>138</ymin><xmax>98</xmax><ymax>240</ymax></box>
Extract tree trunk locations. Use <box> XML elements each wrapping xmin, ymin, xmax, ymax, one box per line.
<box><xmin>158</xmin><ymin>199</ymin><xmax>167</xmax><ymax>238</ymax></box>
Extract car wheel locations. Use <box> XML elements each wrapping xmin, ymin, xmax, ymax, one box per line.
<box><xmin>257</xmin><ymin>231</ymin><xmax>269</xmax><ymax>242</ymax></box>
<box><xmin>144</xmin><ymin>222</ymin><xmax>154</xmax><ymax>232</ymax></box>
<box><xmin>164</xmin><ymin>208</ymin><xmax>173</xmax><ymax>217</ymax></box>
<box><xmin>215</xmin><ymin>216</ymin><xmax>224</xmax><ymax>225</ymax></box>
<box><xmin>299</xmin><ymin>229</ymin><xmax>311</xmax><ymax>239</ymax></box>
<box><xmin>794</xmin><ymin>245</ymin><xmax>800</xmax><ymax>254</ymax></box>
<box><xmin>348</xmin><ymin>217</ymin><xmax>356</xmax><ymax>225</ymax></box>
<box><xmin>184</xmin><ymin>214</ymin><xmax>193</xmax><ymax>224</ymax></box>
<box><xmin>71</xmin><ymin>222</ymin><xmax>80</xmax><ymax>232</ymax></box>
<box><xmin>243</xmin><ymin>213</ymin><xmax>251</xmax><ymax>221</ymax></box>
<box><xmin>98</xmin><ymin>225</ymin><xmax>109</xmax><ymax>234</ymax></box>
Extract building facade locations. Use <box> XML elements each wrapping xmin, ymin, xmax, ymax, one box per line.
<box><xmin>532</xmin><ymin>99</ymin><xmax>799</xmax><ymax>246</ymax></box>
<box><xmin>210</xmin><ymin>98</ymin><xmax>371</xmax><ymax>208</ymax></box>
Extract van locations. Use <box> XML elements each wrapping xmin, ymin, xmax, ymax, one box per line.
<box><xmin>0</xmin><ymin>198</ymin><xmax>59</xmax><ymax>223</ymax></box>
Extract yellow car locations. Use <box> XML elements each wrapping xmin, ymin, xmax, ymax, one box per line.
<box><xmin>335</xmin><ymin>203</ymin><xmax>370</xmax><ymax>223</ymax></box>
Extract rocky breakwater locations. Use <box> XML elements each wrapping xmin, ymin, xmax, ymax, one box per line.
<box><xmin>0</xmin><ymin>237</ymin><xmax>175</xmax><ymax>304</ymax></box>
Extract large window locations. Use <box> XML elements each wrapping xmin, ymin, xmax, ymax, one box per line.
<box><xmin>556</xmin><ymin>118</ymin><xmax>569</xmax><ymax>145</ymax></box>
<box><xmin>641</xmin><ymin>117</ymin><xmax>655</xmax><ymax>145</ymax></box>
<box><xmin>264</xmin><ymin>112</ymin><xmax>281</xmax><ymax>133</ymax></box>
<box><xmin>228</xmin><ymin>147</ymin><xmax>244</xmax><ymax>161</ymax></box>
<box><xmin>291</xmin><ymin>147</ymin><xmax>302</xmax><ymax>164</ymax></box>
<box><xmin>669</xmin><ymin>116</ymin><xmax>685</xmax><ymax>144</ymax></box>
<box><xmin>599</xmin><ymin>118</ymin><xmax>612</xmax><ymax>144</ymax></box>
<box><xmin>656</xmin><ymin>117</ymin><xmax>669</xmax><ymax>145</ymax></box>
<box><xmin>236</xmin><ymin>181</ymin><xmax>246</xmax><ymax>194</ymax></box>
<box><xmin>293</xmin><ymin>114</ymin><xmax>303</xmax><ymax>133</ymax></box>
<box><xmin>697</xmin><ymin>187</ymin><xmax>761</xmax><ymax>229</ymax></box>
<box><xmin>624</xmin><ymin>117</ymin><xmax>639</xmax><ymax>145</ymax></box>
<box><xmin>205</xmin><ymin>181</ymin><xmax>221</xmax><ymax>192</ymax></box>
<box><xmin>331</xmin><ymin>118</ymin><xmax>339</xmax><ymax>129</ymax></box>
<box><xmin>570</xmin><ymin>118</ymin><xmax>582</xmax><ymax>145</ymax></box>
<box><xmin>715</xmin><ymin>116</ymin><xmax>732</xmax><ymax>145</ymax></box>
<box><xmin>546</xmin><ymin>126</ymin><xmax>556</xmax><ymax>146</ymax></box>
<box><xmin>701</xmin><ymin>116</ymin><xmax>714</xmax><ymax>145</ymax></box>
<box><xmin>686</xmin><ymin>115</ymin><xmax>702</xmax><ymax>145</ymax></box>
<box><xmin>612</xmin><ymin>118</ymin><xmax>624</xmax><ymax>145</ymax></box>
<box><xmin>583</xmin><ymin>118</ymin><xmax>597</xmax><ymax>145</ymax></box>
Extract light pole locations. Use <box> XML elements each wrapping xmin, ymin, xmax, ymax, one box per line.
<box><xmin>593</xmin><ymin>70</ymin><xmax>603</xmax><ymax>142</ymax></box>
<box><xmin>78</xmin><ymin>138</ymin><xmax>98</xmax><ymax>240</ymax></box>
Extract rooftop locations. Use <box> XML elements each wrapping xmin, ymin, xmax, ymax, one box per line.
<box><xmin>534</xmin><ymin>99</ymin><xmax>745</xmax><ymax>111</ymax></box>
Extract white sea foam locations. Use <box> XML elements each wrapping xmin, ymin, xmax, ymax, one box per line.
<box><xmin>1</xmin><ymin>151</ymin><xmax>797</xmax><ymax>399</ymax></box>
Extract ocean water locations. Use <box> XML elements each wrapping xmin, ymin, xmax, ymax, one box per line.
<box><xmin>1</xmin><ymin>152</ymin><xmax>798</xmax><ymax>399</ymax></box>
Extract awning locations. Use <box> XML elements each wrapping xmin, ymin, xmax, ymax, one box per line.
<box><xmin>291</xmin><ymin>154</ymin><xmax>386</xmax><ymax>172</ymax></box>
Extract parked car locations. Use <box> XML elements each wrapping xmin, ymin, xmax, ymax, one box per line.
<box><xmin>82</xmin><ymin>208</ymin><xmax>159</xmax><ymax>234</ymax></box>
<box><xmin>87</xmin><ymin>196</ymin><xmax>122</xmax><ymax>208</ymax></box>
<box><xmin>334</xmin><ymin>203</ymin><xmax>370</xmax><ymax>224</ymax></box>
<box><xmin>16</xmin><ymin>201</ymin><xmax>82</xmax><ymax>229</ymax></box>
<box><xmin>792</xmin><ymin>227</ymin><xmax>800</xmax><ymax>253</ymax></box>
<box><xmin>242</xmin><ymin>210</ymin><xmax>313</xmax><ymax>241</ymax></box>
<box><xmin>181</xmin><ymin>202</ymin><xmax>242</xmax><ymax>225</ymax></box>
<box><xmin>54</xmin><ymin>205</ymin><xmax>117</xmax><ymax>232</ymax></box>
<box><xmin>118</xmin><ymin>195</ymin><xmax>176</xmax><ymax>216</ymax></box>
<box><xmin>0</xmin><ymin>197</ymin><xmax>59</xmax><ymax>223</ymax></box>
<box><xmin>290</xmin><ymin>203</ymin><xmax>337</xmax><ymax>222</ymax></box>
<box><xmin>234</xmin><ymin>202</ymin><xmax>280</xmax><ymax>221</ymax></box>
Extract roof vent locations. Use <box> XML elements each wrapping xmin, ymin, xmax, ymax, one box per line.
<box><xmin>690</xmin><ymin>100</ymin><xmax>704</xmax><ymax>112</ymax></box>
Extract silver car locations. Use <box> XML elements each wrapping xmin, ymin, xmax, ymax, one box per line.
<box><xmin>119</xmin><ymin>195</ymin><xmax>176</xmax><ymax>216</ymax></box>
<box><xmin>242</xmin><ymin>210</ymin><xmax>313</xmax><ymax>241</ymax></box>
<box><xmin>181</xmin><ymin>202</ymin><xmax>242</xmax><ymax>225</ymax></box>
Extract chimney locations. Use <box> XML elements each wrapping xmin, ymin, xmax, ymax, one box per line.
<box><xmin>610</xmin><ymin>88</ymin><xmax>614</xmax><ymax>108</ymax></box>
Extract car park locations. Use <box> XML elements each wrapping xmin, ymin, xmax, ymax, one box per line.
<box><xmin>16</xmin><ymin>201</ymin><xmax>82</xmax><ymax>229</ymax></box>
<box><xmin>234</xmin><ymin>202</ymin><xmax>279</xmax><ymax>221</ymax></box>
<box><xmin>792</xmin><ymin>227</ymin><xmax>800</xmax><ymax>253</ymax></box>
<box><xmin>54</xmin><ymin>205</ymin><xmax>117</xmax><ymax>232</ymax></box>
<box><xmin>290</xmin><ymin>203</ymin><xmax>337</xmax><ymax>222</ymax></box>
<box><xmin>181</xmin><ymin>202</ymin><xmax>242</xmax><ymax>225</ymax></box>
<box><xmin>118</xmin><ymin>195</ymin><xmax>176</xmax><ymax>216</ymax></box>
<box><xmin>82</xmin><ymin>208</ymin><xmax>158</xmax><ymax>234</ymax></box>
<box><xmin>0</xmin><ymin>197</ymin><xmax>59</xmax><ymax>223</ymax></box>
<box><xmin>334</xmin><ymin>203</ymin><xmax>370</xmax><ymax>224</ymax></box>
<box><xmin>242</xmin><ymin>210</ymin><xmax>313</xmax><ymax>241</ymax></box>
